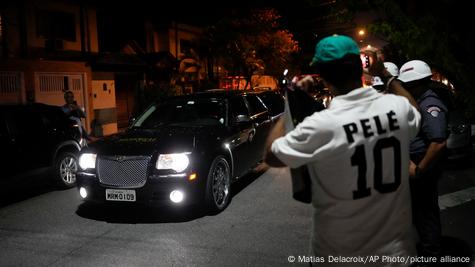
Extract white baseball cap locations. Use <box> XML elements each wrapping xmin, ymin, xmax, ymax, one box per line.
<box><xmin>384</xmin><ymin>62</ymin><xmax>399</xmax><ymax>77</ymax></box>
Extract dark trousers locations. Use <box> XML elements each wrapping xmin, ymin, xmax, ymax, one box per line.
<box><xmin>410</xmin><ymin>157</ymin><xmax>443</xmax><ymax>258</ymax></box>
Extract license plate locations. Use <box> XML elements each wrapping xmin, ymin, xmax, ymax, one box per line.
<box><xmin>105</xmin><ymin>189</ymin><xmax>136</xmax><ymax>202</ymax></box>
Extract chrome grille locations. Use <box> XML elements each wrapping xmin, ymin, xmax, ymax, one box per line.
<box><xmin>97</xmin><ymin>156</ymin><xmax>150</xmax><ymax>188</ymax></box>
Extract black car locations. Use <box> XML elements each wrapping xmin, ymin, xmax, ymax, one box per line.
<box><xmin>77</xmin><ymin>90</ymin><xmax>284</xmax><ymax>212</ymax></box>
<box><xmin>447</xmin><ymin>109</ymin><xmax>472</xmax><ymax>161</ymax></box>
<box><xmin>0</xmin><ymin>103</ymin><xmax>85</xmax><ymax>188</ymax></box>
<box><xmin>255</xmin><ymin>89</ymin><xmax>285</xmax><ymax>122</ymax></box>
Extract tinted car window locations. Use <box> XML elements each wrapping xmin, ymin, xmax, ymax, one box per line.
<box><xmin>229</xmin><ymin>96</ymin><xmax>249</xmax><ymax>118</ymax></box>
<box><xmin>39</xmin><ymin>105</ymin><xmax>72</xmax><ymax>128</ymax></box>
<box><xmin>245</xmin><ymin>94</ymin><xmax>267</xmax><ymax>115</ymax></box>
<box><xmin>258</xmin><ymin>91</ymin><xmax>284</xmax><ymax>117</ymax></box>
<box><xmin>3</xmin><ymin>106</ymin><xmax>44</xmax><ymax>136</ymax></box>
<box><xmin>134</xmin><ymin>98</ymin><xmax>226</xmax><ymax>128</ymax></box>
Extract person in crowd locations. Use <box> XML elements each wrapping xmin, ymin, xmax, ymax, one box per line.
<box><xmin>62</xmin><ymin>90</ymin><xmax>90</xmax><ymax>141</ymax></box>
<box><xmin>398</xmin><ymin>59</ymin><xmax>449</xmax><ymax>262</ymax></box>
<box><xmin>289</xmin><ymin>75</ymin><xmax>326</xmax><ymax>124</ymax></box>
<box><xmin>264</xmin><ymin>35</ymin><xmax>421</xmax><ymax>266</ymax></box>
<box><xmin>372</xmin><ymin>62</ymin><xmax>399</xmax><ymax>92</ymax></box>
<box><xmin>371</xmin><ymin>75</ymin><xmax>385</xmax><ymax>91</ymax></box>
<box><xmin>384</xmin><ymin>62</ymin><xmax>399</xmax><ymax>77</ymax></box>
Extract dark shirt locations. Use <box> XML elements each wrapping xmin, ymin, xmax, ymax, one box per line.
<box><xmin>410</xmin><ymin>89</ymin><xmax>448</xmax><ymax>157</ymax></box>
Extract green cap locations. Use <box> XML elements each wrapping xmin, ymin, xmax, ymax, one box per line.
<box><xmin>310</xmin><ymin>35</ymin><xmax>360</xmax><ymax>66</ymax></box>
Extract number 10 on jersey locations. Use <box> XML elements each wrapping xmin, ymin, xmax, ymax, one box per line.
<box><xmin>351</xmin><ymin>136</ymin><xmax>402</xmax><ymax>199</ymax></box>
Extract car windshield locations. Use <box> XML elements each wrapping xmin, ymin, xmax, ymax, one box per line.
<box><xmin>133</xmin><ymin>98</ymin><xmax>226</xmax><ymax>128</ymax></box>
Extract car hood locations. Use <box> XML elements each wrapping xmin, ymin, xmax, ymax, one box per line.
<box><xmin>89</xmin><ymin>125</ymin><xmax>221</xmax><ymax>156</ymax></box>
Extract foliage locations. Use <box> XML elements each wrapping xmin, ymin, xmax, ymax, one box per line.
<box><xmin>199</xmin><ymin>8</ymin><xmax>300</xmax><ymax>88</ymax></box>
<box><xmin>308</xmin><ymin>0</ymin><xmax>475</xmax><ymax>120</ymax></box>
<box><xmin>372</xmin><ymin>0</ymin><xmax>475</xmax><ymax>119</ymax></box>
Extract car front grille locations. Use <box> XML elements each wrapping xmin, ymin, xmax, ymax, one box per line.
<box><xmin>97</xmin><ymin>156</ymin><xmax>151</xmax><ymax>188</ymax></box>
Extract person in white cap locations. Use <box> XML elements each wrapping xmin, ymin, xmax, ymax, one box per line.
<box><xmin>398</xmin><ymin>59</ymin><xmax>449</xmax><ymax>261</ymax></box>
<box><xmin>372</xmin><ymin>62</ymin><xmax>399</xmax><ymax>92</ymax></box>
<box><xmin>384</xmin><ymin>62</ymin><xmax>399</xmax><ymax>77</ymax></box>
<box><xmin>264</xmin><ymin>35</ymin><xmax>421</xmax><ymax>266</ymax></box>
<box><xmin>370</xmin><ymin>62</ymin><xmax>398</xmax><ymax>92</ymax></box>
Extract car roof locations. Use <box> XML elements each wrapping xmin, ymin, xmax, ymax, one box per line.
<box><xmin>0</xmin><ymin>102</ymin><xmax>61</xmax><ymax>110</ymax></box>
<box><xmin>164</xmin><ymin>89</ymin><xmax>261</xmax><ymax>101</ymax></box>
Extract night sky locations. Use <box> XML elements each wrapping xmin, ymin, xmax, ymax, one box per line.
<box><xmin>94</xmin><ymin>0</ymin><xmax>347</xmax><ymax>59</ymax></box>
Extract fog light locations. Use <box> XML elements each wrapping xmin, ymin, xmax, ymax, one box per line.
<box><xmin>170</xmin><ymin>190</ymin><xmax>184</xmax><ymax>203</ymax></box>
<box><xmin>79</xmin><ymin>187</ymin><xmax>88</xmax><ymax>199</ymax></box>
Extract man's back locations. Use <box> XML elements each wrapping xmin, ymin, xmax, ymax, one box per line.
<box><xmin>272</xmin><ymin>88</ymin><xmax>420</xmax><ymax>262</ymax></box>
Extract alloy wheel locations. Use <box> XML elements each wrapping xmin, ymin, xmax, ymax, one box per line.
<box><xmin>59</xmin><ymin>155</ymin><xmax>78</xmax><ymax>185</ymax></box>
<box><xmin>211</xmin><ymin>159</ymin><xmax>230</xmax><ymax>209</ymax></box>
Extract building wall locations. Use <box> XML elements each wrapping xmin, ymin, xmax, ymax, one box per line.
<box><xmin>24</xmin><ymin>1</ymin><xmax>81</xmax><ymax>52</ymax></box>
<box><xmin>153</xmin><ymin>31</ymin><xmax>169</xmax><ymax>53</ymax></box>
<box><xmin>0</xmin><ymin>59</ymin><xmax>93</xmax><ymax>132</ymax></box>
<box><xmin>168</xmin><ymin>23</ymin><xmax>201</xmax><ymax>59</ymax></box>
<box><xmin>2</xmin><ymin>5</ymin><xmax>22</xmax><ymax>58</ymax></box>
<box><xmin>0</xmin><ymin>0</ymin><xmax>101</xmax><ymax>134</ymax></box>
<box><xmin>251</xmin><ymin>75</ymin><xmax>278</xmax><ymax>90</ymax></box>
<box><xmin>2</xmin><ymin>0</ymin><xmax>99</xmax><ymax>58</ymax></box>
<box><xmin>86</xmin><ymin>8</ymin><xmax>99</xmax><ymax>53</ymax></box>
<box><xmin>91</xmin><ymin>72</ymin><xmax>117</xmax><ymax>136</ymax></box>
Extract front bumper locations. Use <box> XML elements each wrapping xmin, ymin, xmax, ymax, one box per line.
<box><xmin>76</xmin><ymin>172</ymin><xmax>205</xmax><ymax>206</ymax></box>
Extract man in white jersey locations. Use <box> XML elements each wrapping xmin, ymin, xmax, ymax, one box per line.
<box><xmin>264</xmin><ymin>35</ymin><xmax>421</xmax><ymax>266</ymax></box>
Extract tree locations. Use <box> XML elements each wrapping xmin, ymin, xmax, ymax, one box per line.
<box><xmin>308</xmin><ymin>0</ymin><xmax>475</xmax><ymax>119</ymax></box>
<box><xmin>199</xmin><ymin>8</ymin><xmax>299</xmax><ymax>89</ymax></box>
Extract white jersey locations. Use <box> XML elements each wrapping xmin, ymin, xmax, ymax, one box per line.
<box><xmin>272</xmin><ymin>87</ymin><xmax>420</xmax><ymax>266</ymax></box>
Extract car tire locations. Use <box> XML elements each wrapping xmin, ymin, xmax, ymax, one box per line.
<box><xmin>55</xmin><ymin>151</ymin><xmax>78</xmax><ymax>188</ymax></box>
<box><xmin>205</xmin><ymin>156</ymin><xmax>231</xmax><ymax>213</ymax></box>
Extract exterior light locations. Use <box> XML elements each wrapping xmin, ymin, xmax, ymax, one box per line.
<box><xmin>79</xmin><ymin>153</ymin><xmax>97</xmax><ymax>170</ymax></box>
<box><xmin>188</xmin><ymin>173</ymin><xmax>197</xmax><ymax>181</ymax></box>
<box><xmin>170</xmin><ymin>190</ymin><xmax>184</xmax><ymax>203</ymax></box>
<box><xmin>79</xmin><ymin>187</ymin><xmax>88</xmax><ymax>199</ymax></box>
<box><xmin>156</xmin><ymin>153</ymin><xmax>190</xmax><ymax>172</ymax></box>
<box><xmin>358</xmin><ymin>29</ymin><xmax>365</xmax><ymax>36</ymax></box>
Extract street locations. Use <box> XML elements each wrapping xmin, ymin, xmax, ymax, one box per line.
<box><xmin>1</xmin><ymin>153</ymin><xmax>474</xmax><ymax>266</ymax></box>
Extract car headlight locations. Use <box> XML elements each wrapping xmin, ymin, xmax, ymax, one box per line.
<box><xmin>156</xmin><ymin>153</ymin><xmax>190</xmax><ymax>172</ymax></box>
<box><xmin>79</xmin><ymin>153</ymin><xmax>97</xmax><ymax>170</ymax></box>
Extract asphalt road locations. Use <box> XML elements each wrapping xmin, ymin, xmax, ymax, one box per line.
<box><xmin>0</xmin><ymin>168</ymin><xmax>313</xmax><ymax>266</ymax></box>
<box><xmin>0</xmin><ymin>156</ymin><xmax>474</xmax><ymax>266</ymax></box>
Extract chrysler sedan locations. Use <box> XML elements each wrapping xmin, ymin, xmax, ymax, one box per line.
<box><xmin>77</xmin><ymin>90</ymin><xmax>282</xmax><ymax>213</ymax></box>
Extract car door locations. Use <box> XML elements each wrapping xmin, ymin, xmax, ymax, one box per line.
<box><xmin>3</xmin><ymin>106</ymin><xmax>51</xmax><ymax>174</ymax></box>
<box><xmin>227</xmin><ymin>96</ymin><xmax>253</xmax><ymax>178</ymax></box>
<box><xmin>244</xmin><ymin>93</ymin><xmax>271</xmax><ymax>164</ymax></box>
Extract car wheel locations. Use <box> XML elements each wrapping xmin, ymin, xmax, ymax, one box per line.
<box><xmin>205</xmin><ymin>156</ymin><xmax>231</xmax><ymax>213</ymax></box>
<box><xmin>55</xmin><ymin>151</ymin><xmax>78</xmax><ymax>188</ymax></box>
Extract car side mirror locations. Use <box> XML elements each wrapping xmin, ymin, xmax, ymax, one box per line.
<box><xmin>129</xmin><ymin>117</ymin><xmax>136</xmax><ymax>127</ymax></box>
<box><xmin>234</xmin><ymin>114</ymin><xmax>251</xmax><ymax>124</ymax></box>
